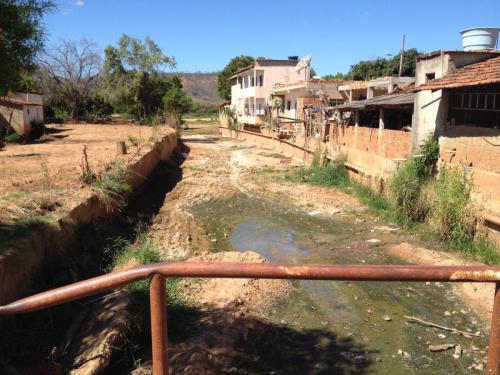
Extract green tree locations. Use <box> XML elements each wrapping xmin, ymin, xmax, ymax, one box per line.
<box><xmin>101</xmin><ymin>35</ymin><xmax>176</xmax><ymax>120</ymax></box>
<box><xmin>116</xmin><ymin>35</ymin><xmax>176</xmax><ymax>73</ymax></box>
<box><xmin>347</xmin><ymin>48</ymin><xmax>421</xmax><ymax>80</ymax></box>
<box><xmin>0</xmin><ymin>0</ymin><xmax>54</xmax><ymax>94</ymax></box>
<box><xmin>217</xmin><ymin>55</ymin><xmax>254</xmax><ymax>100</ymax></box>
<box><xmin>323</xmin><ymin>72</ymin><xmax>347</xmax><ymax>81</ymax></box>
<box><xmin>163</xmin><ymin>76</ymin><xmax>192</xmax><ymax>126</ymax></box>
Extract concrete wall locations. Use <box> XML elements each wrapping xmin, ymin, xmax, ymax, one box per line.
<box><xmin>439</xmin><ymin>125</ymin><xmax>500</xmax><ymax>214</ymax></box>
<box><xmin>0</xmin><ymin>105</ymin><xmax>26</xmax><ymax>135</ymax></box>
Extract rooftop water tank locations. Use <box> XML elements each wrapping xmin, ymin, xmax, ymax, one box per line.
<box><xmin>288</xmin><ymin>56</ymin><xmax>299</xmax><ymax>61</ymax></box>
<box><xmin>460</xmin><ymin>27</ymin><xmax>499</xmax><ymax>51</ymax></box>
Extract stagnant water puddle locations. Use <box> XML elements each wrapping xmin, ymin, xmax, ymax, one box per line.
<box><xmin>193</xmin><ymin>193</ymin><xmax>488</xmax><ymax>374</ymax></box>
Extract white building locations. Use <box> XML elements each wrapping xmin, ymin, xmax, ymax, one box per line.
<box><xmin>229</xmin><ymin>58</ymin><xmax>306</xmax><ymax>125</ymax></box>
<box><xmin>0</xmin><ymin>92</ymin><xmax>44</xmax><ymax>136</ymax></box>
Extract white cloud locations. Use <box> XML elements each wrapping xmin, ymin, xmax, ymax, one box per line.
<box><xmin>76</xmin><ymin>0</ymin><xmax>85</xmax><ymax>6</ymax></box>
<box><xmin>61</xmin><ymin>7</ymin><xmax>72</xmax><ymax>15</ymax></box>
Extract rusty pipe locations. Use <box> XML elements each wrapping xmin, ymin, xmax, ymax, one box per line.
<box><xmin>150</xmin><ymin>275</ymin><xmax>168</xmax><ymax>375</ymax></box>
<box><xmin>1</xmin><ymin>262</ymin><xmax>500</xmax><ymax>315</ymax></box>
<box><xmin>485</xmin><ymin>214</ymin><xmax>500</xmax><ymax>229</ymax></box>
<box><xmin>487</xmin><ymin>283</ymin><xmax>500</xmax><ymax>374</ymax></box>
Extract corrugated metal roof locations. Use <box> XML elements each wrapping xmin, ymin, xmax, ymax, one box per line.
<box><xmin>335</xmin><ymin>92</ymin><xmax>415</xmax><ymax>110</ymax></box>
<box><xmin>416</xmin><ymin>56</ymin><xmax>500</xmax><ymax>91</ymax></box>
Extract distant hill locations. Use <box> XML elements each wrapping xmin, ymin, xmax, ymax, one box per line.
<box><xmin>166</xmin><ymin>72</ymin><xmax>220</xmax><ymax>104</ymax></box>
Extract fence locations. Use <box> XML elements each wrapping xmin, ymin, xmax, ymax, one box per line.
<box><xmin>0</xmin><ymin>261</ymin><xmax>499</xmax><ymax>374</ymax></box>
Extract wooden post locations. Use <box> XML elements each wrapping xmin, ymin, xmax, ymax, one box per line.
<box><xmin>116</xmin><ymin>141</ymin><xmax>127</xmax><ymax>155</ymax></box>
<box><xmin>378</xmin><ymin>108</ymin><xmax>385</xmax><ymax>154</ymax></box>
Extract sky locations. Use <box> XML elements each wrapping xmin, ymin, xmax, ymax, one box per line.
<box><xmin>45</xmin><ymin>0</ymin><xmax>500</xmax><ymax>76</ymax></box>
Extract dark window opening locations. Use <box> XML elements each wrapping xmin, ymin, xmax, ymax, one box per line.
<box><xmin>287</xmin><ymin>101</ymin><xmax>291</xmax><ymax>111</ymax></box>
<box><xmin>425</xmin><ymin>73</ymin><xmax>436</xmax><ymax>82</ymax></box>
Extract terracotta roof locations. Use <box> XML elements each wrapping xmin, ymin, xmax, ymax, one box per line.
<box><xmin>416</xmin><ymin>56</ymin><xmax>500</xmax><ymax>91</ymax></box>
<box><xmin>417</xmin><ymin>49</ymin><xmax>500</xmax><ymax>61</ymax></box>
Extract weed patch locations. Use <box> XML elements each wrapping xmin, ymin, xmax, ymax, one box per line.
<box><xmin>93</xmin><ymin>160</ymin><xmax>131</xmax><ymax>211</ymax></box>
<box><xmin>286</xmin><ymin>161</ymin><xmax>348</xmax><ymax>188</ymax></box>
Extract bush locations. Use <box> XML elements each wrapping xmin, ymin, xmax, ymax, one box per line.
<box><xmin>187</xmin><ymin>102</ymin><xmax>218</xmax><ymax>116</ymax></box>
<box><xmin>44</xmin><ymin>105</ymin><xmax>67</xmax><ymax>124</ymax></box>
<box><xmin>390</xmin><ymin>137</ymin><xmax>439</xmax><ymax>221</ymax></box>
<box><xmin>81</xmin><ymin>93</ymin><xmax>114</xmax><ymax>121</ymax></box>
<box><xmin>433</xmin><ymin>166</ymin><xmax>476</xmax><ymax>246</ymax></box>
<box><xmin>4</xmin><ymin>132</ymin><xmax>23</xmax><ymax>143</ymax></box>
<box><xmin>93</xmin><ymin>160</ymin><xmax>131</xmax><ymax>211</ymax></box>
<box><xmin>288</xmin><ymin>160</ymin><xmax>348</xmax><ymax>188</ymax></box>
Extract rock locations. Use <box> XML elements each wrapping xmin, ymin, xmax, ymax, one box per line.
<box><xmin>373</xmin><ymin>225</ymin><xmax>398</xmax><ymax>232</ymax></box>
<box><xmin>383</xmin><ymin>315</ymin><xmax>391</xmax><ymax>321</ymax></box>
<box><xmin>444</xmin><ymin>310</ymin><xmax>452</xmax><ymax>316</ymax></box>
<box><xmin>397</xmin><ymin>349</ymin><xmax>411</xmax><ymax>360</ymax></box>
<box><xmin>331</xmin><ymin>208</ymin><xmax>341</xmax><ymax>215</ymax></box>
<box><xmin>366</xmin><ymin>239</ymin><xmax>382</xmax><ymax>246</ymax></box>
<box><xmin>429</xmin><ymin>343</ymin><xmax>456</xmax><ymax>352</ymax></box>
<box><xmin>453</xmin><ymin>344</ymin><xmax>462</xmax><ymax>359</ymax></box>
<box><xmin>307</xmin><ymin>211</ymin><xmax>321</xmax><ymax>216</ymax></box>
<box><xmin>438</xmin><ymin>333</ymin><xmax>446</xmax><ymax>339</ymax></box>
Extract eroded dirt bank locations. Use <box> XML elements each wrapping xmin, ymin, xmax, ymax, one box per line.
<box><xmin>118</xmin><ymin>122</ymin><xmax>493</xmax><ymax>374</ymax></box>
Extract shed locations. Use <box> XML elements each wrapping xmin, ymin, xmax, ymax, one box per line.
<box><xmin>0</xmin><ymin>92</ymin><xmax>44</xmax><ymax>136</ymax></box>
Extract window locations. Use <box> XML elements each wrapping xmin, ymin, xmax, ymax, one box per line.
<box><xmin>259</xmin><ymin>75</ymin><xmax>264</xmax><ymax>86</ymax></box>
<box><xmin>455</xmin><ymin>92</ymin><xmax>500</xmax><ymax>111</ymax></box>
<box><xmin>287</xmin><ymin>101</ymin><xmax>291</xmax><ymax>111</ymax></box>
<box><xmin>251</xmin><ymin>77</ymin><xmax>255</xmax><ymax>86</ymax></box>
<box><xmin>425</xmin><ymin>73</ymin><xmax>436</xmax><ymax>82</ymax></box>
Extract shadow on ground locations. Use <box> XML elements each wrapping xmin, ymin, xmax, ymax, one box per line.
<box><xmin>116</xmin><ymin>305</ymin><xmax>374</xmax><ymax>375</ymax></box>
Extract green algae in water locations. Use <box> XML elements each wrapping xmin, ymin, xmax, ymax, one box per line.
<box><xmin>192</xmin><ymin>194</ymin><xmax>489</xmax><ymax>374</ymax></box>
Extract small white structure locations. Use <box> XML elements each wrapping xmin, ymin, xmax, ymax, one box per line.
<box><xmin>0</xmin><ymin>92</ymin><xmax>44</xmax><ymax>136</ymax></box>
<box><xmin>229</xmin><ymin>58</ymin><xmax>305</xmax><ymax>125</ymax></box>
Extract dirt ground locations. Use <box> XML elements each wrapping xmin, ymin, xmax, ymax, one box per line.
<box><xmin>0</xmin><ymin>123</ymin><xmax>172</xmax><ymax>224</ymax></box>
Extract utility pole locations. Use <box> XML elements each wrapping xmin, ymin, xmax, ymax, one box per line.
<box><xmin>398</xmin><ymin>34</ymin><xmax>405</xmax><ymax>77</ymax></box>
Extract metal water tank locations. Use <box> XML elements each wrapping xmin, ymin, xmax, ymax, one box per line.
<box><xmin>460</xmin><ymin>27</ymin><xmax>500</xmax><ymax>50</ymax></box>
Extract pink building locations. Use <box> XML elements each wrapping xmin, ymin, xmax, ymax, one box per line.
<box><xmin>229</xmin><ymin>58</ymin><xmax>306</xmax><ymax>125</ymax></box>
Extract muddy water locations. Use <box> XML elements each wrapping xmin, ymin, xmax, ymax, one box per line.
<box><xmin>193</xmin><ymin>193</ymin><xmax>488</xmax><ymax>375</ymax></box>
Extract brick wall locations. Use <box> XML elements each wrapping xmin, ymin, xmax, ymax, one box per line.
<box><xmin>439</xmin><ymin>125</ymin><xmax>500</xmax><ymax>214</ymax></box>
<box><xmin>329</xmin><ymin>124</ymin><xmax>412</xmax><ymax>159</ymax></box>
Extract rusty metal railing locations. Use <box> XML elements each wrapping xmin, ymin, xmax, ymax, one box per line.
<box><xmin>0</xmin><ymin>262</ymin><xmax>499</xmax><ymax>374</ymax></box>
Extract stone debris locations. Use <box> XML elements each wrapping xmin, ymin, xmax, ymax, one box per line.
<box><xmin>453</xmin><ymin>344</ymin><xmax>463</xmax><ymax>359</ymax></box>
<box><xmin>383</xmin><ymin>315</ymin><xmax>392</xmax><ymax>321</ymax></box>
<box><xmin>365</xmin><ymin>238</ymin><xmax>382</xmax><ymax>246</ymax></box>
<box><xmin>373</xmin><ymin>225</ymin><xmax>398</xmax><ymax>232</ymax></box>
<box><xmin>429</xmin><ymin>343</ymin><xmax>456</xmax><ymax>352</ymax></box>
<box><xmin>397</xmin><ymin>349</ymin><xmax>412</xmax><ymax>360</ymax></box>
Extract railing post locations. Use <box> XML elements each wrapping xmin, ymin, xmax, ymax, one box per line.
<box><xmin>150</xmin><ymin>274</ymin><xmax>168</xmax><ymax>375</ymax></box>
<box><xmin>487</xmin><ymin>283</ymin><xmax>500</xmax><ymax>375</ymax></box>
